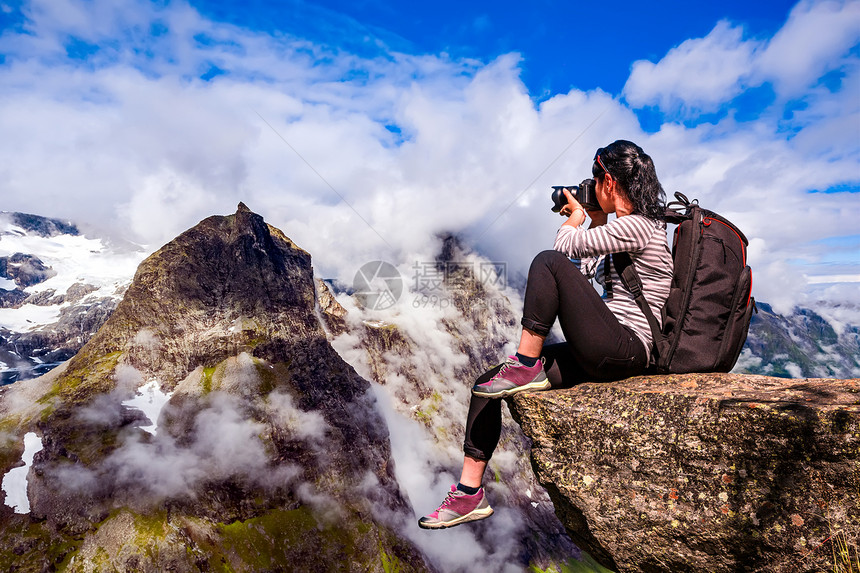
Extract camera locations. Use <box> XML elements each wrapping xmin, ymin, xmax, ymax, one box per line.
<box><xmin>550</xmin><ymin>179</ymin><xmax>600</xmax><ymax>212</ymax></box>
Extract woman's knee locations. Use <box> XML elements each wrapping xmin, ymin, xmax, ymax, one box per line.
<box><xmin>527</xmin><ymin>250</ymin><xmax>568</xmax><ymax>282</ymax></box>
<box><xmin>530</xmin><ymin>249</ymin><xmax>567</xmax><ymax>270</ymax></box>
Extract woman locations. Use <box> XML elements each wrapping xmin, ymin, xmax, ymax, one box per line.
<box><xmin>419</xmin><ymin>139</ymin><xmax>673</xmax><ymax>529</ymax></box>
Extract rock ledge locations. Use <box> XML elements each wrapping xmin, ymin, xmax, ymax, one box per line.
<box><xmin>509</xmin><ymin>373</ymin><xmax>860</xmax><ymax>573</ymax></box>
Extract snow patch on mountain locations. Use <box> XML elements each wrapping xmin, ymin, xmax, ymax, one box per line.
<box><xmin>1</xmin><ymin>432</ymin><xmax>44</xmax><ymax>514</ymax></box>
<box><xmin>121</xmin><ymin>379</ymin><xmax>173</xmax><ymax>436</ymax></box>
<box><xmin>0</xmin><ymin>212</ymin><xmax>149</xmax><ymax>383</ymax></box>
<box><xmin>0</xmin><ymin>304</ymin><xmax>64</xmax><ymax>333</ymax></box>
<box><xmin>0</xmin><ymin>217</ymin><xmax>145</xmax><ymax>320</ymax></box>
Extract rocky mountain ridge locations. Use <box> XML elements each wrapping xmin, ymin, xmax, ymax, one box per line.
<box><xmin>739</xmin><ymin>302</ymin><xmax>860</xmax><ymax>378</ymax></box>
<box><xmin>0</xmin><ymin>204</ymin><xmax>431</xmax><ymax>571</ymax></box>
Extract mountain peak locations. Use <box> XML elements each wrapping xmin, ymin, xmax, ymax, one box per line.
<box><xmin>0</xmin><ymin>211</ymin><xmax>79</xmax><ymax>238</ymax></box>
<box><xmin>0</xmin><ymin>205</ymin><xmax>428</xmax><ymax>570</ymax></box>
<box><xmin>61</xmin><ymin>206</ymin><xmax>317</xmax><ymax>392</ymax></box>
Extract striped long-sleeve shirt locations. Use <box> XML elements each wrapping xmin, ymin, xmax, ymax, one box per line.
<box><xmin>553</xmin><ymin>214</ymin><xmax>673</xmax><ymax>358</ymax></box>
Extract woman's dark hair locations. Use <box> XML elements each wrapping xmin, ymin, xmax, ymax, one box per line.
<box><xmin>592</xmin><ymin>140</ymin><xmax>665</xmax><ymax>221</ymax></box>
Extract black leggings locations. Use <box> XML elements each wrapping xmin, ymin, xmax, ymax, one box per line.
<box><xmin>463</xmin><ymin>250</ymin><xmax>648</xmax><ymax>461</ymax></box>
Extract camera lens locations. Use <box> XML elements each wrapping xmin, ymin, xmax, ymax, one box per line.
<box><xmin>550</xmin><ymin>187</ymin><xmax>567</xmax><ymax>212</ymax></box>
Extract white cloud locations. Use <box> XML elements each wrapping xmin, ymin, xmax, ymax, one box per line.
<box><xmin>266</xmin><ymin>390</ymin><xmax>329</xmax><ymax>443</ymax></box>
<box><xmin>56</xmin><ymin>388</ymin><xmax>299</xmax><ymax>503</ymax></box>
<box><xmin>0</xmin><ymin>0</ymin><xmax>856</xmax><ymax>314</ymax></box>
<box><xmin>188</xmin><ymin>392</ymin><xmax>269</xmax><ymax>475</ymax></box>
<box><xmin>369</xmin><ymin>383</ymin><xmax>527</xmax><ymax>573</ymax></box>
<box><xmin>784</xmin><ymin>361</ymin><xmax>804</xmax><ymax>378</ymax></box>
<box><xmin>755</xmin><ymin>0</ymin><xmax>860</xmax><ymax>96</ymax></box>
<box><xmin>623</xmin><ymin>0</ymin><xmax>860</xmax><ymax>112</ymax></box>
<box><xmin>624</xmin><ymin>21</ymin><xmax>757</xmax><ymax>112</ymax></box>
<box><xmin>121</xmin><ymin>168</ymin><xmax>220</xmax><ymax>246</ymax></box>
<box><xmin>808</xmin><ymin>274</ymin><xmax>860</xmax><ymax>284</ymax></box>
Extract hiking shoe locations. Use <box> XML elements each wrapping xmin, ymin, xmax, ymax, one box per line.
<box><xmin>471</xmin><ymin>355</ymin><xmax>549</xmax><ymax>398</ymax></box>
<box><xmin>418</xmin><ymin>485</ymin><xmax>494</xmax><ymax>529</ymax></box>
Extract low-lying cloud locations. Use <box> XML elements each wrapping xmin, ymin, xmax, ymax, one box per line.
<box><xmin>46</xmin><ymin>362</ymin><xmax>335</xmax><ymax>507</ymax></box>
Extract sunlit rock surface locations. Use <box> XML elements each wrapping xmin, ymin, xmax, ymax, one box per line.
<box><xmin>509</xmin><ymin>373</ymin><xmax>860</xmax><ymax>573</ymax></box>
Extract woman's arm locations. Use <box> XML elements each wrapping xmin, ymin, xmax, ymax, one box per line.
<box><xmin>554</xmin><ymin>215</ymin><xmax>656</xmax><ymax>259</ymax></box>
<box><xmin>558</xmin><ymin>188</ymin><xmax>587</xmax><ymax>228</ymax></box>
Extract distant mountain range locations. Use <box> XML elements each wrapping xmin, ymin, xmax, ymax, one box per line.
<box><xmin>1</xmin><ymin>210</ymin><xmax>856</xmax><ymax>385</ymax></box>
<box><xmin>739</xmin><ymin>302</ymin><xmax>860</xmax><ymax>379</ymax></box>
<box><xmin>0</xmin><ymin>211</ymin><xmax>145</xmax><ymax>384</ymax></box>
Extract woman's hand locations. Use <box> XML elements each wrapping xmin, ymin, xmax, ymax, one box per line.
<box><xmin>560</xmin><ymin>188</ymin><xmax>588</xmax><ymax>228</ymax></box>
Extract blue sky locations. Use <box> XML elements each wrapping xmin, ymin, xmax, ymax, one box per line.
<box><xmin>189</xmin><ymin>0</ymin><xmax>799</xmax><ymax>98</ymax></box>
<box><xmin>0</xmin><ymin>0</ymin><xmax>858</xmax><ymax>313</ymax></box>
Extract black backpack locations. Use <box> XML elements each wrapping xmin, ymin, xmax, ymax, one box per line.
<box><xmin>615</xmin><ymin>193</ymin><xmax>756</xmax><ymax>374</ymax></box>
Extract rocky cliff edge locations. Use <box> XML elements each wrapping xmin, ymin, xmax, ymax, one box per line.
<box><xmin>509</xmin><ymin>373</ymin><xmax>860</xmax><ymax>573</ymax></box>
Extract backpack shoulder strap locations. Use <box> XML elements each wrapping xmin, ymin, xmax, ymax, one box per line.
<box><xmin>613</xmin><ymin>251</ymin><xmax>663</xmax><ymax>361</ymax></box>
